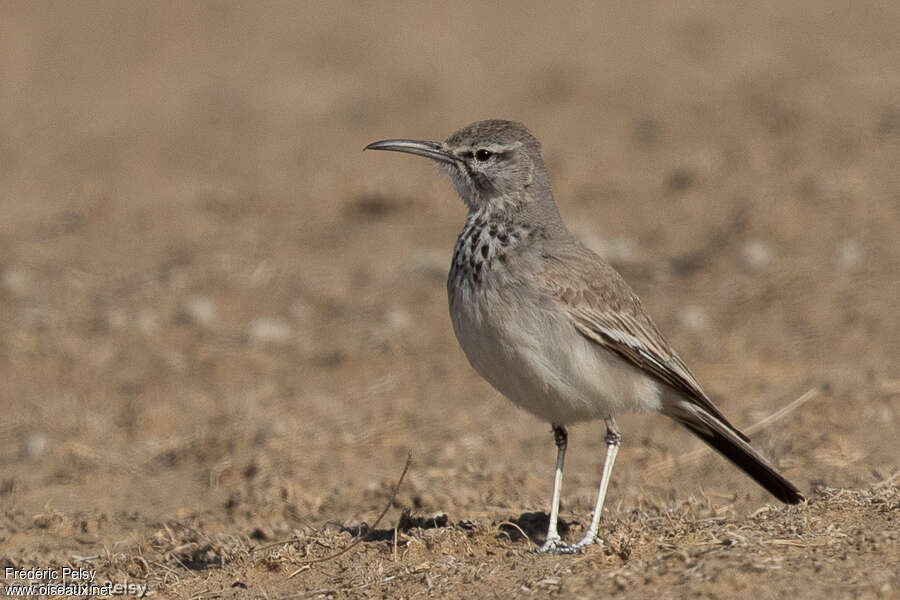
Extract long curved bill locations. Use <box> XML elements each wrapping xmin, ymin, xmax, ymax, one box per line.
<box><xmin>364</xmin><ymin>139</ymin><xmax>455</xmax><ymax>164</ymax></box>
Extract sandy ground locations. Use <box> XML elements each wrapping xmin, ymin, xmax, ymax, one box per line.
<box><xmin>1</xmin><ymin>2</ymin><xmax>898</xmax><ymax>598</ymax></box>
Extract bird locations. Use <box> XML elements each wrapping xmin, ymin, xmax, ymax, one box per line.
<box><xmin>364</xmin><ymin>120</ymin><xmax>803</xmax><ymax>554</ymax></box>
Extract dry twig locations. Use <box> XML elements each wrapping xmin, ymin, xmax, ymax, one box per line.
<box><xmin>279</xmin><ymin>451</ymin><xmax>412</xmax><ymax>578</ymax></box>
<box><xmin>495</xmin><ymin>520</ymin><xmax>531</xmax><ymax>544</ymax></box>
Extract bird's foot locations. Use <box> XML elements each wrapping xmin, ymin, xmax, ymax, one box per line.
<box><xmin>573</xmin><ymin>533</ymin><xmax>601</xmax><ymax>550</ymax></box>
<box><xmin>534</xmin><ymin>535</ymin><xmax>580</xmax><ymax>554</ymax></box>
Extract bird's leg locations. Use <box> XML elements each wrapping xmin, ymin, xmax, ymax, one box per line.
<box><xmin>576</xmin><ymin>417</ymin><xmax>621</xmax><ymax>548</ymax></box>
<box><xmin>536</xmin><ymin>425</ymin><xmax>578</xmax><ymax>554</ymax></box>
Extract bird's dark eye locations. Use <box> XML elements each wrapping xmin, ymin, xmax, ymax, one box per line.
<box><xmin>474</xmin><ymin>149</ymin><xmax>493</xmax><ymax>162</ymax></box>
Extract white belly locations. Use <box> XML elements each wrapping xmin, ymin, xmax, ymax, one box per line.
<box><xmin>449</xmin><ymin>280</ymin><xmax>662</xmax><ymax>425</ymax></box>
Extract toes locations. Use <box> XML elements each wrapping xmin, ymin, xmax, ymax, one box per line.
<box><xmin>534</xmin><ymin>540</ymin><xmax>580</xmax><ymax>554</ymax></box>
<box><xmin>574</xmin><ymin>536</ymin><xmax>601</xmax><ymax>549</ymax></box>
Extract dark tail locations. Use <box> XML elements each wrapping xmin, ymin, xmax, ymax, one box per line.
<box><xmin>666</xmin><ymin>400</ymin><xmax>804</xmax><ymax>504</ymax></box>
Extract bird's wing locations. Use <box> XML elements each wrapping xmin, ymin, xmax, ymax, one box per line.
<box><xmin>538</xmin><ymin>248</ymin><xmax>748</xmax><ymax>441</ymax></box>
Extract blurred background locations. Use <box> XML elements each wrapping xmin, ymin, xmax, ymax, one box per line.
<box><xmin>1</xmin><ymin>0</ymin><xmax>898</xmax><ymax>568</ymax></box>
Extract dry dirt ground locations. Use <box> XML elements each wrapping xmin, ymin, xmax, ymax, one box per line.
<box><xmin>1</xmin><ymin>2</ymin><xmax>899</xmax><ymax>599</ymax></box>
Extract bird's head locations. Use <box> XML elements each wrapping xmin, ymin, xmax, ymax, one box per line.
<box><xmin>366</xmin><ymin>120</ymin><xmax>552</xmax><ymax>215</ymax></box>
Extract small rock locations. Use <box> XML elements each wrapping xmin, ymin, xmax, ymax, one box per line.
<box><xmin>180</xmin><ymin>295</ymin><xmax>217</xmax><ymax>328</ymax></box>
<box><xmin>740</xmin><ymin>240</ymin><xmax>773</xmax><ymax>271</ymax></box>
<box><xmin>23</xmin><ymin>432</ymin><xmax>48</xmax><ymax>459</ymax></box>
<box><xmin>384</xmin><ymin>306</ymin><xmax>411</xmax><ymax>332</ymax></box>
<box><xmin>248</xmin><ymin>317</ymin><xmax>293</xmax><ymax>344</ymax></box>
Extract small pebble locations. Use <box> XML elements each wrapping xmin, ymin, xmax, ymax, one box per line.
<box><xmin>23</xmin><ymin>432</ymin><xmax>49</xmax><ymax>459</ymax></box>
<box><xmin>248</xmin><ymin>317</ymin><xmax>293</xmax><ymax>343</ymax></box>
<box><xmin>740</xmin><ymin>240</ymin><xmax>773</xmax><ymax>271</ymax></box>
<box><xmin>384</xmin><ymin>305</ymin><xmax>411</xmax><ymax>332</ymax></box>
<box><xmin>181</xmin><ymin>295</ymin><xmax>217</xmax><ymax>328</ymax></box>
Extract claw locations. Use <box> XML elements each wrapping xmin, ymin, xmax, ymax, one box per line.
<box><xmin>534</xmin><ymin>536</ymin><xmax>581</xmax><ymax>554</ymax></box>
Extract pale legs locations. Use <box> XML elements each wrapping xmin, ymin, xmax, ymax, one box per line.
<box><xmin>537</xmin><ymin>418</ymin><xmax>621</xmax><ymax>553</ymax></box>
<box><xmin>538</xmin><ymin>425</ymin><xmax>571</xmax><ymax>553</ymax></box>
<box><xmin>577</xmin><ymin>418</ymin><xmax>621</xmax><ymax>547</ymax></box>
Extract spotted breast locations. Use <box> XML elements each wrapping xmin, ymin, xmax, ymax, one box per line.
<box><xmin>447</xmin><ymin>211</ymin><xmax>532</xmax><ymax>291</ymax></box>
